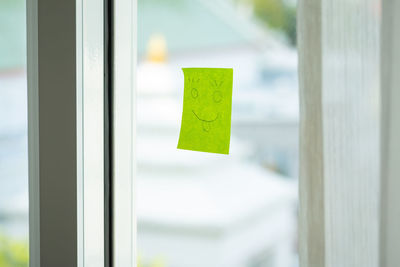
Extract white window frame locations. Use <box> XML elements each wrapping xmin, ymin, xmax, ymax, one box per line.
<box><xmin>27</xmin><ymin>0</ymin><xmax>110</xmax><ymax>266</ymax></box>
<box><xmin>112</xmin><ymin>0</ymin><xmax>136</xmax><ymax>265</ymax></box>
<box><xmin>26</xmin><ymin>0</ymin><xmax>400</xmax><ymax>266</ymax></box>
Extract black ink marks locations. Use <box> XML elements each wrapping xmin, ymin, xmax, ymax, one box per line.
<box><xmin>213</xmin><ymin>91</ymin><xmax>222</xmax><ymax>103</ymax></box>
<box><xmin>210</xmin><ymin>79</ymin><xmax>224</xmax><ymax>89</ymax></box>
<box><xmin>189</xmin><ymin>77</ymin><xmax>200</xmax><ymax>99</ymax></box>
<box><xmin>192</xmin><ymin>110</ymin><xmax>219</xmax><ymax>122</ymax></box>
<box><xmin>202</xmin><ymin>121</ymin><xmax>211</xmax><ymax>132</ymax></box>
<box><xmin>192</xmin><ymin>110</ymin><xmax>219</xmax><ymax>132</ymax></box>
<box><xmin>189</xmin><ymin>77</ymin><xmax>200</xmax><ymax>83</ymax></box>
<box><xmin>191</xmin><ymin>88</ymin><xmax>198</xmax><ymax>98</ymax></box>
<box><xmin>210</xmin><ymin>79</ymin><xmax>224</xmax><ymax>103</ymax></box>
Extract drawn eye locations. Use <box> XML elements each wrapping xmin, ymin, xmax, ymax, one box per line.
<box><xmin>191</xmin><ymin>88</ymin><xmax>198</xmax><ymax>99</ymax></box>
<box><xmin>213</xmin><ymin>91</ymin><xmax>222</xmax><ymax>103</ymax></box>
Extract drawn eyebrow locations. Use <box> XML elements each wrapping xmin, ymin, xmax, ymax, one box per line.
<box><xmin>192</xmin><ymin>110</ymin><xmax>219</xmax><ymax>123</ymax></box>
<box><xmin>210</xmin><ymin>79</ymin><xmax>224</xmax><ymax>88</ymax></box>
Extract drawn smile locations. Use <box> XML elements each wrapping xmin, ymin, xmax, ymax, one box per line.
<box><xmin>192</xmin><ymin>110</ymin><xmax>219</xmax><ymax>122</ymax></box>
<box><xmin>192</xmin><ymin>110</ymin><xmax>219</xmax><ymax>132</ymax></box>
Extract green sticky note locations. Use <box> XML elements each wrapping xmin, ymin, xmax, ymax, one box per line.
<box><xmin>177</xmin><ymin>68</ymin><xmax>233</xmax><ymax>154</ymax></box>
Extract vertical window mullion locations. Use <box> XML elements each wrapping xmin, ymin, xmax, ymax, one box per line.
<box><xmin>28</xmin><ymin>0</ymin><xmax>107</xmax><ymax>265</ymax></box>
<box><xmin>78</xmin><ymin>0</ymin><xmax>106</xmax><ymax>265</ymax></box>
<box><xmin>112</xmin><ymin>0</ymin><xmax>136</xmax><ymax>266</ymax></box>
<box><xmin>27</xmin><ymin>0</ymin><xmax>78</xmax><ymax>266</ymax></box>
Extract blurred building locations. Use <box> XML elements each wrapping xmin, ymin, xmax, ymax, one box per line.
<box><xmin>0</xmin><ymin>0</ymin><xmax>299</xmax><ymax>266</ymax></box>
<box><xmin>137</xmin><ymin>0</ymin><xmax>299</xmax><ymax>266</ymax></box>
<box><xmin>0</xmin><ymin>0</ymin><xmax>28</xmax><ymax>240</ymax></box>
<box><xmin>138</xmin><ymin>0</ymin><xmax>299</xmax><ymax>177</ymax></box>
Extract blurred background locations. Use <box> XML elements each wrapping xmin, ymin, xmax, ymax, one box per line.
<box><xmin>136</xmin><ymin>0</ymin><xmax>299</xmax><ymax>267</ymax></box>
<box><xmin>0</xmin><ymin>0</ymin><xmax>298</xmax><ymax>266</ymax></box>
<box><xmin>0</xmin><ymin>0</ymin><xmax>29</xmax><ymax>265</ymax></box>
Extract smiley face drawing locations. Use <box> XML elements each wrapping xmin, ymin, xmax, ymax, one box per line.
<box><xmin>177</xmin><ymin>68</ymin><xmax>233</xmax><ymax>154</ymax></box>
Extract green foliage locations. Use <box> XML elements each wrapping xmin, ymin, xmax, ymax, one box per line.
<box><xmin>245</xmin><ymin>0</ymin><xmax>297</xmax><ymax>45</ymax></box>
<box><xmin>0</xmin><ymin>233</ymin><xmax>167</xmax><ymax>267</ymax></box>
<box><xmin>0</xmin><ymin>233</ymin><xmax>28</xmax><ymax>267</ymax></box>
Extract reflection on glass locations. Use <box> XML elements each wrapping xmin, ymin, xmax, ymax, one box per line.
<box><xmin>0</xmin><ymin>0</ymin><xmax>29</xmax><ymax>266</ymax></box>
<box><xmin>137</xmin><ymin>0</ymin><xmax>298</xmax><ymax>267</ymax></box>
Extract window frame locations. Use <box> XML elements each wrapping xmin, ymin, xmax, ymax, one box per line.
<box><xmin>27</xmin><ymin>0</ymin><xmax>110</xmax><ymax>266</ymax></box>
<box><xmin>27</xmin><ymin>0</ymin><xmax>400</xmax><ymax>266</ymax></box>
<box><xmin>27</xmin><ymin>0</ymin><xmax>78</xmax><ymax>265</ymax></box>
<box><xmin>380</xmin><ymin>1</ymin><xmax>400</xmax><ymax>266</ymax></box>
<box><xmin>111</xmin><ymin>0</ymin><xmax>136</xmax><ymax>265</ymax></box>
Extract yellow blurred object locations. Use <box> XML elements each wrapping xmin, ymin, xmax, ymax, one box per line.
<box><xmin>137</xmin><ymin>254</ymin><xmax>166</xmax><ymax>267</ymax></box>
<box><xmin>147</xmin><ymin>34</ymin><xmax>167</xmax><ymax>62</ymax></box>
<box><xmin>149</xmin><ymin>257</ymin><xmax>166</xmax><ymax>267</ymax></box>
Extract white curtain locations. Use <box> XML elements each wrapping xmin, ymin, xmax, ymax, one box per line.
<box><xmin>298</xmin><ymin>0</ymin><xmax>383</xmax><ymax>266</ymax></box>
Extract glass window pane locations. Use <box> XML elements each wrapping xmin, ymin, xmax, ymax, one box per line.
<box><xmin>0</xmin><ymin>0</ymin><xmax>29</xmax><ymax>266</ymax></box>
<box><xmin>136</xmin><ymin>0</ymin><xmax>298</xmax><ymax>266</ymax></box>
